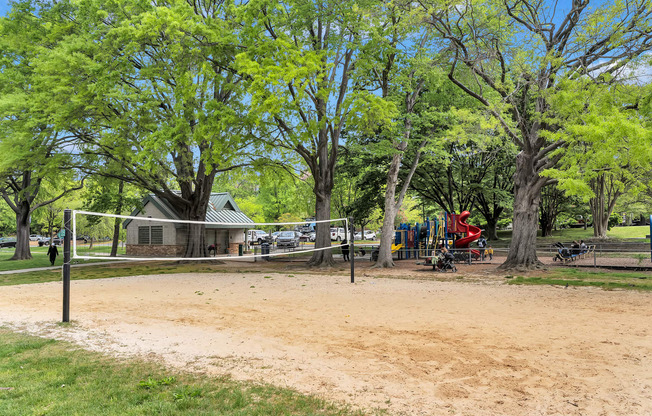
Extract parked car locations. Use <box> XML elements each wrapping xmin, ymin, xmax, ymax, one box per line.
<box><xmin>38</xmin><ymin>237</ymin><xmax>62</xmax><ymax>246</ymax></box>
<box><xmin>270</xmin><ymin>231</ymin><xmax>281</xmax><ymax>242</ymax></box>
<box><xmin>362</xmin><ymin>230</ymin><xmax>377</xmax><ymax>240</ymax></box>
<box><xmin>308</xmin><ymin>232</ymin><xmax>316</xmax><ymax>242</ymax></box>
<box><xmin>298</xmin><ymin>219</ymin><xmax>315</xmax><ymax>234</ymax></box>
<box><xmin>247</xmin><ymin>229</ymin><xmax>269</xmax><ymax>245</ymax></box>
<box><xmin>29</xmin><ymin>234</ymin><xmax>43</xmax><ymax>241</ymax></box>
<box><xmin>330</xmin><ymin>227</ymin><xmax>347</xmax><ymax>241</ymax></box>
<box><xmin>0</xmin><ymin>237</ymin><xmax>17</xmax><ymax>248</ymax></box>
<box><xmin>277</xmin><ymin>231</ymin><xmax>302</xmax><ymax>248</ymax></box>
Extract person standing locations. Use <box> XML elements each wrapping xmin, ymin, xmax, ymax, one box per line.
<box><xmin>47</xmin><ymin>243</ymin><xmax>59</xmax><ymax>266</ymax></box>
<box><xmin>341</xmin><ymin>239</ymin><xmax>350</xmax><ymax>262</ymax></box>
<box><xmin>477</xmin><ymin>236</ymin><xmax>487</xmax><ymax>260</ymax></box>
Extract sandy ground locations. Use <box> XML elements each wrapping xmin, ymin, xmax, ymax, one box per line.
<box><xmin>1</xmin><ymin>260</ymin><xmax>651</xmax><ymax>416</ymax></box>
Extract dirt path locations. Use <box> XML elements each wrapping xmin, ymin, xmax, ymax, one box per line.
<box><xmin>1</xmin><ymin>264</ymin><xmax>650</xmax><ymax>415</ymax></box>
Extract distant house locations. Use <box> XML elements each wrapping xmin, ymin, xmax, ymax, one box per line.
<box><xmin>123</xmin><ymin>192</ymin><xmax>254</xmax><ymax>257</ymax></box>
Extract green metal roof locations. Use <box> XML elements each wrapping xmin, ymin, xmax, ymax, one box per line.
<box><xmin>124</xmin><ymin>192</ymin><xmax>254</xmax><ymax>229</ymax></box>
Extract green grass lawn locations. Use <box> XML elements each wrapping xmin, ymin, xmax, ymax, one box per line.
<box><xmin>0</xmin><ymin>329</ymin><xmax>362</xmax><ymax>416</ymax></box>
<box><xmin>0</xmin><ymin>262</ymin><xmax>240</xmax><ymax>287</ymax></box>
<box><xmin>0</xmin><ymin>248</ymin><xmax>102</xmax><ymax>272</ymax></box>
<box><xmin>606</xmin><ymin>225</ymin><xmax>651</xmax><ymax>239</ymax></box>
<box><xmin>0</xmin><ymin>247</ymin><xmax>62</xmax><ymax>271</ymax></box>
<box><xmin>505</xmin><ymin>268</ymin><xmax>652</xmax><ymax>291</ymax></box>
<box><xmin>494</xmin><ymin>225</ymin><xmax>651</xmax><ymax>247</ymax></box>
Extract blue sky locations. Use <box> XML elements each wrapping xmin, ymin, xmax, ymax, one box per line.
<box><xmin>0</xmin><ymin>1</ymin><xmax>10</xmax><ymax>17</ymax></box>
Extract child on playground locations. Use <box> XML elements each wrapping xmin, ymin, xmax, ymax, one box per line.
<box><xmin>486</xmin><ymin>245</ymin><xmax>493</xmax><ymax>260</ymax></box>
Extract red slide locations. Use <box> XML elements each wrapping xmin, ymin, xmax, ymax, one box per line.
<box><xmin>453</xmin><ymin>211</ymin><xmax>481</xmax><ymax>256</ymax></box>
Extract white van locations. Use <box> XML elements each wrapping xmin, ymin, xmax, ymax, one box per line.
<box><xmin>330</xmin><ymin>227</ymin><xmax>346</xmax><ymax>241</ymax></box>
<box><xmin>247</xmin><ymin>230</ymin><xmax>269</xmax><ymax>245</ymax></box>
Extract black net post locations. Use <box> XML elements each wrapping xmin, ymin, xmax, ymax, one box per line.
<box><xmin>349</xmin><ymin>217</ymin><xmax>354</xmax><ymax>284</ymax></box>
<box><xmin>63</xmin><ymin>209</ymin><xmax>71</xmax><ymax>322</ymax></box>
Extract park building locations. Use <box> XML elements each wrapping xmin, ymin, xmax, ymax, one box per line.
<box><xmin>123</xmin><ymin>192</ymin><xmax>254</xmax><ymax>257</ymax></box>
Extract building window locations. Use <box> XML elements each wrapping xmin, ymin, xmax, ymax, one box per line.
<box><xmin>151</xmin><ymin>226</ymin><xmax>163</xmax><ymax>245</ymax></box>
<box><xmin>138</xmin><ymin>226</ymin><xmax>163</xmax><ymax>245</ymax></box>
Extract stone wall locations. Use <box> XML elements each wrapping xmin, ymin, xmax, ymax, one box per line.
<box><xmin>126</xmin><ymin>244</ymin><xmax>185</xmax><ymax>257</ymax></box>
<box><xmin>228</xmin><ymin>242</ymin><xmax>240</xmax><ymax>255</ymax></box>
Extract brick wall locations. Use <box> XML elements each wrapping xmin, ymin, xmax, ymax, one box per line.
<box><xmin>228</xmin><ymin>242</ymin><xmax>240</xmax><ymax>255</ymax></box>
<box><xmin>126</xmin><ymin>244</ymin><xmax>185</xmax><ymax>257</ymax></box>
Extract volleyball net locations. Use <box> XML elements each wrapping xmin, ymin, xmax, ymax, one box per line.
<box><xmin>70</xmin><ymin>210</ymin><xmax>352</xmax><ymax>262</ymax></box>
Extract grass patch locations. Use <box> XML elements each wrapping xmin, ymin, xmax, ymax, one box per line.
<box><xmin>0</xmin><ymin>247</ymin><xmax>60</xmax><ymax>271</ymax></box>
<box><xmin>0</xmin><ymin>262</ymin><xmax>236</xmax><ymax>287</ymax></box>
<box><xmin>0</xmin><ymin>248</ymin><xmax>102</xmax><ymax>272</ymax></box>
<box><xmin>0</xmin><ymin>329</ymin><xmax>360</xmax><ymax>416</ymax></box>
<box><xmin>506</xmin><ymin>268</ymin><xmax>652</xmax><ymax>291</ymax></box>
<box><xmin>494</xmin><ymin>225</ymin><xmax>650</xmax><ymax>247</ymax></box>
<box><xmin>606</xmin><ymin>225</ymin><xmax>651</xmax><ymax>240</ymax></box>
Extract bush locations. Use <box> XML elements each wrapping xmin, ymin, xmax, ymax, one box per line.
<box><xmin>607</xmin><ymin>213</ymin><xmax>621</xmax><ymax>230</ymax></box>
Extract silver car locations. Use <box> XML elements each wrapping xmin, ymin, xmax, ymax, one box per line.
<box><xmin>277</xmin><ymin>231</ymin><xmax>301</xmax><ymax>248</ymax></box>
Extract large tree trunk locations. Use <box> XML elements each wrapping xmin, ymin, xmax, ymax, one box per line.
<box><xmin>539</xmin><ymin>210</ymin><xmax>553</xmax><ymax>237</ymax></box>
<box><xmin>499</xmin><ymin>152</ymin><xmax>543</xmax><ymax>270</ymax></box>
<box><xmin>591</xmin><ymin>191</ymin><xmax>610</xmax><ymax>239</ymax></box>
<box><xmin>110</xmin><ymin>181</ymin><xmax>124</xmax><ymax>257</ymax></box>
<box><xmin>376</xmin><ymin>152</ymin><xmax>403</xmax><ymax>268</ymax></box>
<box><xmin>485</xmin><ymin>217</ymin><xmax>499</xmax><ymax>241</ymax></box>
<box><xmin>308</xmin><ymin>189</ymin><xmax>335</xmax><ymax>267</ymax></box>
<box><xmin>11</xmin><ymin>203</ymin><xmax>32</xmax><ymax>260</ymax></box>
<box><xmin>177</xmin><ymin>198</ymin><xmax>210</xmax><ymax>258</ymax></box>
<box><xmin>593</xmin><ymin>214</ymin><xmax>608</xmax><ymax>238</ymax></box>
<box><xmin>589</xmin><ymin>174</ymin><xmax>622</xmax><ymax>239</ymax></box>
<box><xmin>185</xmin><ymin>222</ymin><xmax>207</xmax><ymax>257</ymax></box>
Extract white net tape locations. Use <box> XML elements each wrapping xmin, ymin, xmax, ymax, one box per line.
<box><xmin>71</xmin><ymin>210</ymin><xmax>350</xmax><ymax>262</ymax></box>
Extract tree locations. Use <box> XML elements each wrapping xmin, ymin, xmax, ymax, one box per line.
<box><xmin>237</xmin><ymin>0</ymin><xmax>394</xmax><ymax>266</ymax></box>
<box><xmin>546</xmin><ymin>82</ymin><xmax>652</xmax><ymax>238</ymax></box>
<box><xmin>37</xmin><ymin>0</ymin><xmax>253</xmax><ymax>258</ymax></box>
<box><xmin>82</xmin><ymin>176</ymin><xmax>142</xmax><ymax>256</ymax></box>
<box><xmin>332</xmin><ymin>139</ymin><xmax>387</xmax><ymax>232</ymax></box>
<box><xmin>362</xmin><ymin>3</ymin><xmax>434</xmax><ymax>268</ymax></box>
<box><xmin>422</xmin><ymin>0</ymin><xmax>652</xmax><ymax>269</ymax></box>
<box><xmin>0</xmin><ymin>2</ymin><xmax>83</xmax><ymax>260</ymax></box>
<box><xmin>539</xmin><ymin>184</ymin><xmax>565</xmax><ymax>238</ymax></box>
<box><xmin>471</xmin><ymin>143</ymin><xmax>515</xmax><ymax>240</ymax></box>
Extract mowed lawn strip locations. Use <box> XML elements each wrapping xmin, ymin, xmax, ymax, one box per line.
<box><xmin>0</xmin><ymin>248</ymin><xmax>107</xmax><ymax>272</ymax></box>
<box><xmin>506</xmin><ymin>268</ymin><xmax>652</xmax><ymax>291</ymax></box>
<box><xmin>0</xmin><ymin>329</ymin><xmax>363</xmax><ymax>416</ymax></box>
<box><xmin>0</xmin><ymin>247</ymin><xmax>62</xmax><ymax>271</ymax></box>
<box><xmin>0</xmin><ymin>262</ymin><xmax>242</xmax><ymax>286</ymax></box>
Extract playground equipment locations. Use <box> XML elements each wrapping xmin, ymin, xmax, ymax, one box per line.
<box><xmin>452</xmin><ymin>211</ymin><xmax>481</xmax><ymax>260</ymax></box>
<box><xmin>393</xmin><ymin>211</ymin><xmax>483</xmax><ymax>262</ymax></box>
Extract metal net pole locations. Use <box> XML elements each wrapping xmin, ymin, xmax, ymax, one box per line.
<box><xmin>63</xmin><ymin>209</ymin><xmax>71</xmax><ymax>322</ymax></box>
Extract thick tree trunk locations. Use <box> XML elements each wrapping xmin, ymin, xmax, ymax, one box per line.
<box><xmin>499</xmin><ymin>152</ymin><xmax>543</xmax><ymax>270</ymax></box>
<box><xmin>376</xmin><ymin>151</ymin><xmax>402</xmax><ymax>268</ymax></box>
<box><xmin>543</xmin><ymin>220</ymin><xmax>554</xmax><ymax>237</ymax></box>
<box><xmin>539</xmin><ymin>211</ymin><xmax>554</xmax><ymax>237</ymax></box>
<box><xmin>591</xmin><ymin>196</ymin><xmax>609</xmax><ymax>238</ymax></box>
<box><xmin>485</xmin><ymin>217</ymin><xmax>499</xmax><ymax>241</ymax></box>
<box><xmin>110</xmin><ymin>181</ymin><xmax>124</xmax><ymax>257</ymax></box>
<box><xmin>377</xmin><ymin>201</ymin><xmax>398</xmax><ymax>268</ymax></box>
<box><xmin>11</xmin><ymin>204</ymin><xmax>32</xmax><ymax>260</ymax></box>
<box><xmin>308</xmin><ymin>191</ymin><xmax>335</xmax><ymax>267</ymax></box>
<box><xmin>185</xmin><ymin>222</ymin><xmax>207</xmax><ymax>257</ymax></box>
<box><xmin>593</xmin><ymin>215</ymin><xmax>608</xmax><ymax>238</ymax></box>
<box><xmin>178</xmin><ymin>201</ymin><xmax>209</xmax><ymax>258</ymax></box>
<box><xmin>589</xmin><ymin>174</ymin><xmax>622</xmax><ymax>239</ymax></box>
